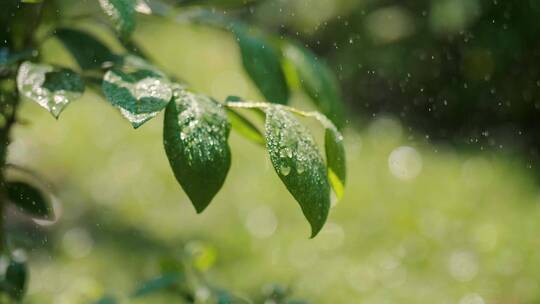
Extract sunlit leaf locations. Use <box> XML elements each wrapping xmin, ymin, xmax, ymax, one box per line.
<box><xmin>55</xmin><ymin>28</ymin><xmax>117</xmax><ymax>70</ymax></box>
<box><xmin>226</xmin><ymin>108</ymin><xmax>264</xmax><ymax>145</ymax></box>
<box><xmin>0</xmin><ymin>254</ymin><xmax>27</xmax><ymax>301</ymax></box>
<box><xmin>283</xmin><ymin>42</ymin><xmax>346</xmax><ymax>129</ymax></box>
<box><xmin>6</xmin><ymin>181</ymin><xmax>53</xmax><ymax>220</ymax></box>
<box><xmin>324</xmin><ymin>126</ymin><xmax>346</xmax><ymax>201</ymax></box>
<box><xmin>234</xmin><ymin>26</ymin><xmax>290</xmax><ymax>105</ymax></box>
<box><xmin>131</xmin><ymin>273</ymin><xmax>182</xmax><ymax>298</ymax></box>
<box><xmin>264</xmin><ymin>105</ymin><xmax>330</xmax><ymax>237</ymax></box>
<box><xmin>102</xmin><ymin>55</ymin><xmax>172</xmax><ymax>128</ymax></box>
<box><xmin>17</xmin><ymin>61</ymin><xmax>84</xmax><ymax>118</ymax></box>
<box><xmin>98</xmin><ymin>0</ymin><xmax>137</xmax><ymax>38</ymax></box>
<box><xmin>164</xmin><ymin>89</ymin><xmax>231</xmax><ymax>213</ymax></box>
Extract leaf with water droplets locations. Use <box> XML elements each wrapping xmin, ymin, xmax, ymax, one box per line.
<box><xmin>234</xmin><ymin>26</ymin><xmax>290</xmax><ymax>105</ymax></box>
<box><xmin>163</xmin><ymin>89</ymin><xmax>231</xmax><ymax>213</ymax></box>
<box><xmin>283</xmin><ymin>42</ymin><xmax>346</xmax><ymax>129</ymax></box>
<box><xmin>102</xmin><ymin>56</ymin><xmax>172</xmax><ymax>128</ymax></box>
<box><xmin>98</xmin><ymin>0</ymin><xmax>137</xmax><ymax>38</ymax></box>
<box><xmin>265</xmin><ymin>106</ymin><xmax>330</xmax><ymax>237</ymax></box>
<box><xmin>55</xmin><ymin>28</ymin><xmax>117</xmax><ymax>70</ymax></box>
<box><xmin>17</xmin><ymin>61</ymin><xmax>84</xmax><ymax>118</ymax></box>
<box><xmin>6</xmin><ymin>181</ymin><xmax>53</xmax><ymax>220</ymax></box>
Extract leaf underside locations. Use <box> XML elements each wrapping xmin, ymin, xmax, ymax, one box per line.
<box><xmin>264</xmin><ymin>105</ymin><xmax>330</xmax><ymax>237</ymax></box>
<box><xmin>163</xmin><ymin>89</ymin><xmax>231</xmax><ymax>213</ymax></box>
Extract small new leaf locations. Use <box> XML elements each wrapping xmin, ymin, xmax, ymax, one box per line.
<box><xmin>265</xmin><ymin>106</ymin><xmax>330</xmax><ymax>237</ymax></box>
<box><xmin>55</xmin><ymin>28</ymin><xmax>117</xmax><ymax>70</ymax></box>
<box><xmin>163</xmin><ymin>89</ymin><xmax>231</xmax><ymax>213</ymax></box>
<box><xmin>6</xmin><ymin>181</ymin><xmax>53</xmax><ymax>220</ymax></box>
<box><xmin>283</xmin><ymin>42</ymin><xmax>346</xmax><ymax>129</ymax></box>
<box><xmin>17</xmin><ymin>61</ymin><xmax>84</xmax><ymax>118</ymax></box>
<box><xmin>234</xmin><ymin>26</ymin><xmax>290</xmax><ymax>105</ymax></box>
<box><xmin>98</xmin><ymin>0</ymin><xmax>137</xmax><ymax>39</ymax></box>
<box><xmin>102</xmin><ymin>56</ymin><xmax>172</xmax><ymax>128</ymax></box>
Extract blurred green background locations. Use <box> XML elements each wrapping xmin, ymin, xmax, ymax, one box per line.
<box><xmin>5</xmin><ymin>0</ymin><xmax>540</xmax><ymax>303</ymax></box>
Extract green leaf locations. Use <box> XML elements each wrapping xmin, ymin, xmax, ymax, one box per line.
<box><xmin>264</xmin><ymin>106</ymin><xmax>330</xmax><ymax>237</ymax></box>
<box><xmin>283</xmin><ymin>42</ymin><xmax>346</xmax><ymax>129</ymax></box>
<box><xmin>0</xmin><ymin>254</ymin><xmax>28</xmax><ymax>301</ymax></box>
<box><xmin>98</xmin><ymin>0</ymin><xmax>137</xmax><ymax>39</ymax></box>
<box><xmin>6</xmin><ymin>181</ymin><xmax>53</xmax><ymax>220</ymax></box>
<box><xmin>17</xmin><ymin>61</ymin><xmax>84</xmax><ymax>118</ymax></box>
<box><xmin>226</xmin><ymin>108</ymin><xmax>264</xmax><ymax>145</ymax></box>
<box><xmin>234</xmin><ymin>26</ymin><xmax>290</xmax><ymax>105</ymax></box>
<box><xmin>324</xmin><ymin>126</ymin><xmax>346</xmax><ymax>201</ymax></box>
<box><xmin>163</xmin><ymin>89</ymin><xmax>231</xmax><ymax>213</ymax></box>
<box><xmin>132</xmin><ymin>273</ymin><xmax>182</xmax><ymax>298</ymax></box>
<box><xmin>102</xmin><ymin>56</ymin><xmax>173</xmax><ymax>128</ymax></box>
<box><xmin>55</xmin><ymin>28</ymin><xmax>117</xmax><ymax>70</ymax></box>
<box><xmin>94</xmin><ymin>296</ymin><xmax>117</xmax><ymax>304</ymax></box>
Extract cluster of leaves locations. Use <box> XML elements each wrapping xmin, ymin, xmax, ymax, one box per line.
<box><xmin>95</xmin><ymin>241</ymin><xmax>307</xmax><ymax>303</ymax></box>
<box><xmin>13</xmin><ymin>0</ymin><xmax>347</xmax><ymax>239</ymax></box>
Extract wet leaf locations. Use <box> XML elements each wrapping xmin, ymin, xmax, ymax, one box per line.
<box><xmin>6</xmin><ymin>181</ymin><xmax>53</xmax><ymax>220</ymax></box>
<box><xmin>164</xmin><ymin>89</ymin><xmax>231</xmax><ymax>213</ymax></box>
<box><xmin>55</xmin><ymin>28</ymin><xmax>117</xmax><ymax>70</ymax></box>
<box><xmin>132</xmin><ymin>273</ymin><xmax>182</xmax><ymax>298</ymax></box>
<box><xmin>102</xmin><ymin>56</ymin><xmax>172</xmax><ymax>128</ymax></box>
<box><xmin>234</xmin><ymin>26</ymin><xmax>289</xmax><ymax>105</ymax></box>
<box><xmin>98</xmin><ymin>0</ymin><xmax>137</xmax><ymax>38</ymax></box>
<box><xmin>0</xmin><ymin>254</ymin><xmax>28</xmax><ymax>301</ymax></box>
<box><xmin>283</xmin><ymin>42</ymin><xmax>346</xmax><ymax>129</ymax></box>
<box><xmin>264</xmin><ymin>106</ymin><xmax>330</xmax><ymax>237</ymax></box>
<box><xmin>226</xmin><ymin>108</ymin><xmax>264</xmax><ymax>145</ymax></box>
<box><xmin>17</xmin><ymin>61</ymin><xmax>84</xmax><ymax>118</ymax></box>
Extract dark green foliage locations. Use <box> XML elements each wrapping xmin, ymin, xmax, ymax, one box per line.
<box><xmin>54</xmin><ymin>28</ymin><xmax>117</xmax><ymax>70</ymax></box>
<box><xmin>264</xmin><ymin>106</ymin><xmax>330</xmax><ymax>237</ymax></box>
<box><xmin>283</xmin><ymin>42</ymin><xmax>346</xmax><ymax>129</ymax></box>
<box><xmin>234</xmin><ymin>26</ymin><xmax>290</xmax><ymax>105</ymax></box>
<box><xmin>6</xmin><ymin>181</ymin><xmax>53</xmax><ymax>220</ymax></box>
<box><xmin>131</xmin><ymin>273</ymin><xmax>183</xmax><ymax>298</ymax></box>
<box><xmin>0</xmin><ymin>254</ymin><xmax>28</xmax><ymax>301</ymax></box>
<box><xmin>163</xmin><ymin>89</ymin><xmax>231</xmax><ymax>213</ymax></box>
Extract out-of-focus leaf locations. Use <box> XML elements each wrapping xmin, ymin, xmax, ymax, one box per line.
<box><xmin>176</xmin><ymin>0</ymin><xmax>260</xmax><ymax>8</ymax></box>
<box><xmin>135</xmin><ymin>0</ymin><xmax>172</xmax><ymax>16</ymax></box>
<box><xmin>226</xmin><ymin>108</ymin><xmax>264</xmax><ymax>145</ymax></box>
<box><xmin>0</xmin><ymin>253</ymin><xmax>28</xmax><ymax>301</ymax></box>
<box><xmin>283</xmin><ymin>42</ymin><xmax>345</xmax><ymax>129</ymax></box>
<box><xmin>98</xmin><ymin>0</ymin><xmax>137</xmax><ymax>38</ymax></box>
<box><xmin>94</xmin><ymin>295</ymin><xmax>117</xmax><ymax>304</ymax></box>
<box><xmin>6</xmin><ymin>181</ymin><xmax>53</xmax><ymax>220</ymax></box>
<box><xmin>234</xmin><ymin>26</ymin><xmax>289</xmax><ymax>105</ymax></box>
<box><xmin>163</xmin><ymin>89</ymin><xmax>231</xmax><ymax>213</ymax></box>
<box><xmin>17</xmin><ymin>61</ymin><xmax>84</xmax><ymax>118</ymax></box>
<box><xmin>131</xmin><ymin>273</ymin><xmax>182</xmax><ymax>298</ymax></box>
<box><xmin>102</xmin><ymin>55</ymin><xmax>172</xmax><ymax>128</ymax></box>
<box><xmin>264</xmin><ymin>105</ymin><xmax>330</xmax><ymax>237</ymax></box>
<box><xmin>55</xmin><ymin>28</ymin><xmax>117</xmax><ymax>70</ymax></box>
